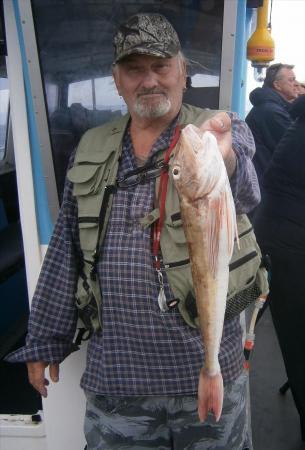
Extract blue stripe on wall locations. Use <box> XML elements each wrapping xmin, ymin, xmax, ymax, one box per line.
<box><xmin>13</xmin><ymin>0</ymin><xmax>53</xmax><ymax>244</ymax></box>
<box><xmin>232</xmin><ymin>0</ymin><xmax>247</xmax><ymax>118</ymax></box>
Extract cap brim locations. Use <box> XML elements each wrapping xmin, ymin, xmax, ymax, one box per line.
<box><xmin>114</xmin><ymin>46</ymin><xmax>177</xmax><ymax>63</ymax></box>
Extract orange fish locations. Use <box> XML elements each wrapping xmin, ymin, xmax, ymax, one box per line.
<box><xmin>171</xmin><ymin>124</ymin><xmax>237</xmax><ymax>422</ymax></box>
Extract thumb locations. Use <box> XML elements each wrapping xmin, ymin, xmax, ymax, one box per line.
<box><xmin>49</xmin><ymin>363</ymin><xmax>60</xmax><ymax>383</ymax></box>
<box><xmin>200</xmin><ymin>112</ymin><xmax>231</xmax><ymax>133</ymax></box>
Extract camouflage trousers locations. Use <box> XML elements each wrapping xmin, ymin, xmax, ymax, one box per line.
<box><xmin>84</xmin><ymin>371</ymin><xmax>251</xmax><ymax>450</ymax></box>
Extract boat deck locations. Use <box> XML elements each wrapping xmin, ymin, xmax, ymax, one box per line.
<box><xmin>249</xmin><ymin>307</ymin><xmax>305</xmax><ymax>450</ymax></box>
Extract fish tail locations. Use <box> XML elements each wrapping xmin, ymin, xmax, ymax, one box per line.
<box><xmin>198</xmin><ymin>370</ymin><xmax>224</xmax><ymax>423</ymax></box>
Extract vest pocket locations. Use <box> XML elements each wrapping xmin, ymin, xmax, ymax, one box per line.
<box><xmin>228</xmin><ymin>249</ymin><xmax>260</xmax><ymax>298</ymax></box>
<box><xmin>160</xmin><ymin>213</ymin><xmax>188</xmax><ymax>266</ymax></box>
<box><xmin>68</xmin><ymin>163</ymin><xmax>111</xmax><ymax>196</ymax></box>
<box><xmin>227</xmin><ymin>217</ymin><xmax>263</xmax><ymax>299</ymax></box>
<box><xmin>160</xmin><ymin>214</ymin><xmax>195</xmax><ymax>326</ymax></box>
<box><xmin>165</xmin><ymin>224</ymin><xmax>187</xmax><ymax>245</ymax></box>
<box><xmin>161</xmin><ymin>220</ymin><xmax>191</xmax><ymax>305</ymax></box>
<box><xmin>164</xmin><ymin>262</ymin><xmax>197</xmax><ymax>328</ymax></box>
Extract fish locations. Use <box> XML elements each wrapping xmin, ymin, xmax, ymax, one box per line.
<box><xmin>171</xmin><ymin>124</ymin><xmax>237</xmax><ymax>422</ymax></box>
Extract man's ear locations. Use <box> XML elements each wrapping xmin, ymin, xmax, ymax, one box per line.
<box><xmin>273</xmin><ymin>79</ymin><xmax>281</xmax><ymax>92</ymax></box>
<box><xmin>112</xmin><ymin>65</ymin><xmax>121</xmax><ymax>95</ymax></box>
<box><xmin>182</xmin><ymin>61</ymin><xmax>187</xmax><ymax>87</ymax></box>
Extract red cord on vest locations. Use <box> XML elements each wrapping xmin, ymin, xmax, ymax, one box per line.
<box><xmin>153</xmin><ymin>125</ymin><xmax>181</xmax><ymax>269</ymax></box>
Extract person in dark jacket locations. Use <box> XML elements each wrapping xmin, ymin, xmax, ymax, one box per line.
<box><xmin>297</xmin><ymin>81</ymin><xmax>305</xmax><ymax>97</ymax></box>
<box><xmin>246</xmin><ymin>63</ymin><xmax>299</xmax><ymax>189</ymax></box>
<box><xmin>253</xmin><ymin>94</ymin><xmax>305</xmax><ymax>442</ymax></box>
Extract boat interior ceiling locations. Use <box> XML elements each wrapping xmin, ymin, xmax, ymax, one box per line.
<box><xmin>29</xmin><ymin>1</ymin><xmax>224</xmax><ymax>199</ymax></box>
<box><xmin>31</xmin><ymin>0</ymin><xmax>223</xmax><ymax>83</ymax></box>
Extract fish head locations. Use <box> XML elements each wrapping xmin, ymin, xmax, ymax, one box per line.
<box><xmin>171</xmin><ymin>125</ymin><xmax>223</xmax><ymax>201</ymax></box>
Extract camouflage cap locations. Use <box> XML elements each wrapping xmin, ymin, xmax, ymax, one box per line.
<box><xmin>113</xmin><ymin>13</ymin><xmax>181</xmax><ymax>63</ymax></box>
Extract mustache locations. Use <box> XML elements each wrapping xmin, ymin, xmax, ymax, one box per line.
<box><xmin>137</xmin><ymin>89</ymin><xmax>167</xmax><ymax>97</ymax></box>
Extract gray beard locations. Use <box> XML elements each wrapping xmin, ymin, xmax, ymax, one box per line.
<box><xmin>134</xmin><ymin>96</ymin><xmax>171</xmax><ymax>118</ymax></box>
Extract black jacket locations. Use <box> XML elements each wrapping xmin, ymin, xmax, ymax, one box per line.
<box><xmin>263</xmin><ymin>94</ymin><xmax>305</xmax><ymax>223</ymax></box>
<box><xmin>254</xmin><ymin>95</ymin><xmax>305</xmax><ymax>251</ymax></box>
<box><xmin>245</xmin><ymin>86</ymin><xmax>293</xmax><ymax>187</ymax></box>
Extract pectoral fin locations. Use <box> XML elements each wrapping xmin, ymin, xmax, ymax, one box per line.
<box><xmin>206</xmin><ymin>189</ymin><xmax>235</xmax><ymax>278</ymax></box>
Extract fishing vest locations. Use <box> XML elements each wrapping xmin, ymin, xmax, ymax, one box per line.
<box><xmin>67</xmin><ymin>104</ymin><xmax>269</xmax><ymax>332</ymax></box>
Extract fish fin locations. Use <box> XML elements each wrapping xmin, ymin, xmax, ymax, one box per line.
<box><xmin>206</xmin><ymin>197</ymin><xmax>220</xmax><ymax>278</ymax></box>
<box><xmin>198</xmin><ymin>369</ymin><xmax>224</xmax><ymax>423</ymax></box>
<box><xmin>207</xmin><ymin>188</ymin><xmax>235</xmax><ymax>277</ymax></box>
<box><xmin>224</xmin><ymin>187</ymin><xmax>237</xmax><ymax>256</ymax></box>
<box><xmin>234</xmin><ymin>213</ymin><xmax>240</xmax><ymax>250</ymax></box>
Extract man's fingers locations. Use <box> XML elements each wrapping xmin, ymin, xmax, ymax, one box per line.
<box><xmin>49</xmin><ymin>362</ymin><xmax>59</xmax><ymax>383</ymax></box>
<box><xmin>27</xmin><ymin>361</ymin><xmax>59</xmax><ymax>397</ymax></box>
<box><xmin>200</xmin><ymin>112</ymin><xmax>231</xmax><ymax>133</ymax></box>
<box><xmin>27</xmin><ymin>361</ymin><xmax>48</xmax><ymax>397</ymax></box>
<box><xmin>210</xmin><ymin>115</ymin><xmax>231</xmax><ymax>132</ymax></box>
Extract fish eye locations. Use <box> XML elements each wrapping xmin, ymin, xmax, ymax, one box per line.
<box><xmin>172</xmin><ymin>167</ymin><xmax>180</xmax><ymax>178</ymax></box>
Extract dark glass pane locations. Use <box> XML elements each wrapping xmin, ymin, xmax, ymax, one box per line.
<box><xmin>0</xmin><ymin>57</ymin><xmax>9</xmax><ymax>161</ymax></box>
<box><xmin>31</xmin><ymin>0</ymin><xmax>224</xmax><ymax>199</ymax></box>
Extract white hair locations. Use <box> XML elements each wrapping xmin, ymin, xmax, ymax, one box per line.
<box><xmin>112</xmin><ymin>51</ymin><xmax>187</xmax><ymax>75</ymax></box>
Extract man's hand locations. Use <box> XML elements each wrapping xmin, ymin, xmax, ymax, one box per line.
<box><xmin>27</xmin><ymin>361</ymin><xmax>59</xmax><ymax>398</ymax></box>
<box><xmin>199</xmin><ymin>112</ymin><xmax>236</xmax><ymax>177</ymax></box>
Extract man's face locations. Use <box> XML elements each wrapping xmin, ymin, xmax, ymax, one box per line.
<box><xmin>296</xmin><ymin>83</ymin><xmax>305</xmax><ymax>97</ymax></box>
<box><xmin>274</xmin><ymin>68</ymin><xmax>299</xmax><ymax>101</ymax></box>
<box><xmin>113</xmin><ymin>54</ymin><xmax>186</xmax><ymax>120</ymax></box>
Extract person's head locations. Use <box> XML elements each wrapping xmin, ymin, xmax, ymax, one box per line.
<box><xmin>112</xmin><ymin>13</ymin><xmax>187</xmax><ymax>121</ymax></box>
<box><xmin>296</xmin><ymin>81</ymin><xmax>305</xmax><ymax>97</ymax></box>
<box><xmin>263</xmin><ymin>63</ymin><xmax>299</xmax><ymax>102</ymax></box>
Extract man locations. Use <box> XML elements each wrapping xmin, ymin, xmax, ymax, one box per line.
<box><xmin>246</xmin><ymin>63</ymin><xmax>299</xmax><ymax>189</ymax></box>
<box><xmin>296</xmin><ymin>81</ymin><xmax>305</xmax><ymax>97</ymax></box>
<box><xmin>253</xmin><ymin>94</ymin><xmax>305</xmax><ymax>443</ymax></box>
<box><xmin>7</xmin><ymin>13</ymin><xmax>261</xmax><ymax>449</ymax></box>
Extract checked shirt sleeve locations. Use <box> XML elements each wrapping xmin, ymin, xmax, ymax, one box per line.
<box><xmin>229</xmin><ymin>112</ymin><xmax>260</xmax><ymax>214</ymax></box>
<box><xmin>6</xmin><ymin>177</ymin><xmax>79</xmax><ymax>364</ymax></box>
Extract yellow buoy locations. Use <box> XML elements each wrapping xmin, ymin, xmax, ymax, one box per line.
<box><xmin>247</xmin><ymin>0</ymin><xmax>275</xmax><ymax>81</ymax></box>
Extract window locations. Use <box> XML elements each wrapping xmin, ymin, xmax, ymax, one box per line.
<box><xmin>68</xmin><ymin>79</ymin><xmax>93</xmax><ymax>109</ymax></box>
<box><xmin>31</xmin><ymin>0</ymin><xmax>224</xmax><ymax>199</ymax></box>
<box><xmin>45</xmin><ymin>81</ymin><xmax>59</xmax><ymax>115</ymax></box>
<box><xmin>0</xmin><ymin>67</ymin><xmax>9</xmax><ymax>161</ymax></box>
<box><xmin>68</xmin><ymin>76</ymin><xmax>127</xmax><ymax>114</ymax></box>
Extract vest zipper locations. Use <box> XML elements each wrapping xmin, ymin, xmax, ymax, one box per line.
<box><xmin>163</xmin><ymin>258</ymin><xmax>190</xmax><ymax>269</ymax></box>
<box><xmin>78</xmin><ymin>217</ymin><xmax>99</xmax><ymax>223</ymax></box>
<box><xmin>237</xmin><ymin>226</ymin><xmax>253</xmax><ymax>239</ymax></box>
<box><xmin>77</xmin><ymin>161</ymin><xmax>100</xmax><ymax>165</ymax></box>
<box><xmin>164</xmin><ymin>250</ymin><xmax>258</xmax><ymax>272</ymax></box>
<box><xmin>229</xmin><ymin>251</ymin><xmax>258</xmax><ymax>271</ymax></box>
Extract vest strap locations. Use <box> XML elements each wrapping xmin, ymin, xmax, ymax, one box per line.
<box><xmin>89</xmin><ymin>184</ymin><xmax>117</xmax><ymax>280</ymax></box>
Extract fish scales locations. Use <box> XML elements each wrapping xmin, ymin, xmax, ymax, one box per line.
<box><xmin>171</xmin><ymin>124</ymin><xmax>237</xmax><ymax>422</ymax></box>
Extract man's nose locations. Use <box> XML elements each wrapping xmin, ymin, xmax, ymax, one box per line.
<box><xmin>140</xmin><ymin>69</ymin><xmax>158</xmax><ymax>88</ymax></box>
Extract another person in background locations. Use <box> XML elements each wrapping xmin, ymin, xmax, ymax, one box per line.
<box><xmin>296</xmin><ymin>81</ymin><xmax>305</xmax><ymax>96</ymax></box>
<box><xmin>246</xmin><ymin>63</ymin><xmax>299</xmax><ymax>191</ymax></box>
<box><xmin>253</xmin><ymin>94</ymin><xmax>305</xmax><ymax>443</ymax></box>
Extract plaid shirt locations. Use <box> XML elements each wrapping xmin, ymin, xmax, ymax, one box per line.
<box><xmin>7</xmin><ymin>111</ymin><xmax>259</xmax><ymax>396</ymax></box>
